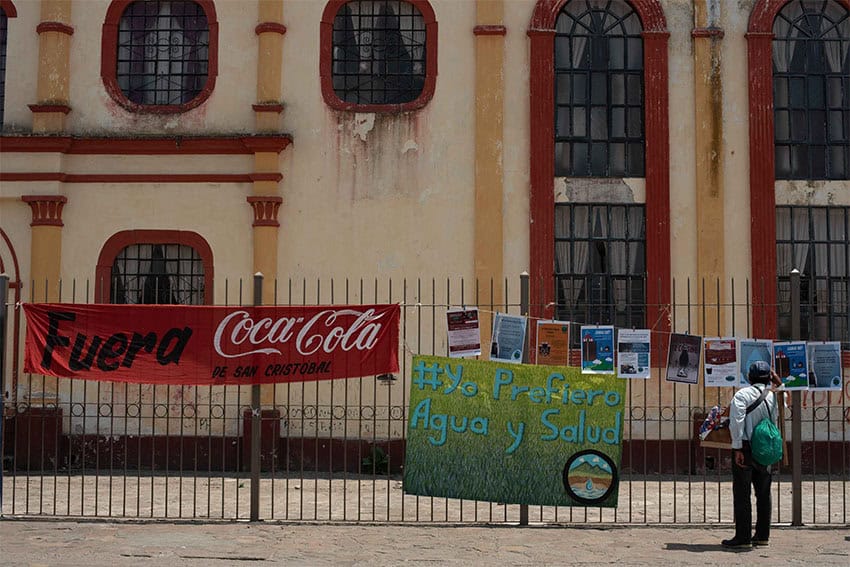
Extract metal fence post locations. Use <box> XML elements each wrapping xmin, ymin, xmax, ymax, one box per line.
<box><xmin>519</xmin><ymin>271</ymin><xmax>530</xmax><ymax>526</ymax></box>
<box><xmin>250</xmin><ymin>273</ymin><xmax>263</xmax><ymax>522</ymax></box>
<box><xmin>789</xmin><ymin>269</ymin><xmax>803</xmax><ymax>526</ymax></box>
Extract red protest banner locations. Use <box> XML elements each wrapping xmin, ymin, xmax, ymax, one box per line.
<box><xmin>23</xmin><ymin>303</ymin><xmax>399</xmax><ymax>385</ymax></box>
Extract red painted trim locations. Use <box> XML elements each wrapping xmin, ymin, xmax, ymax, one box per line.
<box><xmin>691</xmin><ymin>28</ymin><xmax>724</xmax><ymax>38</ymax></box>
<box><xmin>746</xmin><ymin>0</ymin><xmax>850</xmax><ymax>338</ymax></box>
<box><xmin>100</xmin><ymin>0</ymin><xmax>219</xmax><ymax>114</ymax></box>
<box><xmin>247</xmin><ymin>196</ymin><xmax>283</xmax><ymax>227</ymax></box>
<box><xmin>252</xmin><ymin>103</ymin><xmax>285</xmax><ymax>113</ymax></box>
<box><xmin>0</xmin><ymin>135</ymin><xmax>292</xmax><ymax>155</ymax></box>
<box><xmin>320</xmin><ymin>0</ymin><xmax>437</xmax><ymax>113</ymax></box>
<box><xmin>36</xmin><ymin>21</ymin><xmax>74</xmax><ymax>35</ymax></box>
<box><xmin>473</xmin><ymin>25</ymin><xmax>507</xmax><ymax>36</ymax></box>
<box><xmin>2</xmin><ymin>173</ymin><xmax>261</xmax><ymax>184</ymax></box>
<box><xmin>527</xmin><ymin>0</ymin><xmax>671</xmax><ymax>340</ymax></box>
<box><xmin>28</xmin><ymin>104</ymin><xmax>71</xmax><ymax>114</ymax></box>
<box><xmin>0</xmin><ymin>0</ymin><xmax>17</xmax><ymax>17</ymax></box>
<box><xmin>95</xmin><ymin>230</ymin><xmax>214</xmax><ymax>305</ymax></box>
<box><xmin>21</xmin><ymin>195</ymin><xmax>67</xmax><ymax>226</ymax></box>
<box><xmin>0</xmin><ymin>227</ymin><xmax>22</xmax><ymax>402</ymax></box>
<box><xmin>250</xmin><ymin>173</ymin><xmax>283</xmax><ymax>182</ymax></box>
<box><xmin>255</xmin><ymin>22</ymin><xmax>287</xmax><ymax>35</ymax></box>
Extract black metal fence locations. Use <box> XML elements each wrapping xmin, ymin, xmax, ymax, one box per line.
<box><xmin>1</xmin><ymin>274</ymin><xmax>847</xmax><ymax>524</ymax></box>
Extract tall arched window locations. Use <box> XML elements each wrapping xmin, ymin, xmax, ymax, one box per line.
<box><xmin>0</xmin><ymin>1</ymin><xmax>15</xmax><ymax>126</ymax></box>
<box><xmin>528</xmin><ymin>0</ymin><xmax>669</xmax><ymax>343</ymax></box>
<box><xmin>95</xmin><ymin>230</ymin><xmax>213</xmax><ymax>305</ymax></box>
<box><xmin>555</xmin><ymin>0</ymin><xmax>645</xmax><ymax>177</ymax></box>
<box><xmin>101</xmin><ymin>0</ymin><xmax>218</xmax><ymax>113</ymax></box>
<box><xmin>773</xmin><ymin>0</ymin><xmax>850</xmax><ymax>180</ymax></box>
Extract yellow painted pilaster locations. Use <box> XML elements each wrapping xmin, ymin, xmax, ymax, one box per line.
<box><xmin>693</xmin><ymin>1</ymin><xmax>725</xmax><ymax>336</ymax></box>
<box><xmin>254</xmin><ymin>0</ymin><xmax>285</xmax><ymax>132</ymax></box>
<box><xmin>33</xmin><ymin>0</ymin><xmax>72</xmax><ymax>133</ymax></box>
<box><xmin>22</xmin><ymin>195</ymin><xmax>67</xmax><ymax>405</ymax></box>
<box><xmin>474</xmin><ymin>0</ymin><xmax>505</xmax><ymax>356</ymax></box>
<box><xmin>250</xmin><ymin>147</ymin><xmax>282</xmax><ymax>405</ymax></box>
<box><xmin>252</xmin><ymin>1</ymin><xmax>286</xmax><ymax>404</ymax></box>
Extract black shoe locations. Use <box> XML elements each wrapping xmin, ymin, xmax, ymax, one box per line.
<box><xmin>721</xmin><ymin>538</ymin><xmax>752</xmax><ymax>549</ymax></box>
<box><xmin>752</xmin><ymin>539</ymin><xmax>769</xmax><ymax>547</ymax></box>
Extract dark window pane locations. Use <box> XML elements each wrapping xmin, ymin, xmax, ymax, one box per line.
<box><xmin>775</xmin><ymin>110</ymin><xmax>791</xmax><ymax>141</ymax></box>
<box><xmin>611</xmin><ymin>107</ymin><xmax>626</xmax><ymax>137</ymax></box>
<box><xmin>810</xmin><ymin>146</ymin><xmax>827</xmax><ymax>177</ymax></box>
<box><xmin>627</xmin><ymin>108</ymin><xmax>642</xmax><ymax>137</ymax></box>
<box><xmin>591</xmin><ymin>106</ymin><xmax>607</xmax><ymax>140</ymax></box>
<box><xmin>591</xmin><ymin>72</ymin><xmax>607</xmax><ymax>104</ymax></box>
<box><xmin>611</xmin><ymin>74</ymin><xmax>625</xmax><ymax>104</ymax></box>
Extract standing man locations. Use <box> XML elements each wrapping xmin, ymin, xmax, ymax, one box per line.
<box><xmin>722</xmin><ymin>360</ymin><xmax>781</xmax><ymax>549</ymax></box>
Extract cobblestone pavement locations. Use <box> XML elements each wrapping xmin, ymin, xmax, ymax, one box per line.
<box><xmin>1</xmin><ymin>520</ymin><xmax>848</xmax><ymax>566</ymax></box>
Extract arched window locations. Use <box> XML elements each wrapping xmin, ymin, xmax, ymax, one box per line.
<box><xmin>527</xmin><ymin>0</ymin><xmax>669</xmax><ymax>341</ymax></box>
<box><xmin>101</xmin><ymin>0</ymin><xmax>218</xmax><ymax>113</ymax></box>
<box><xmin>320</xmin><ymin>0</ymin><xmax>437</xmax><ymax>111</ymax></box>
<box><xmin>95</xmin><ymin>231</ymin><xmax>213</xmax><ymax>305</ymax></box>
<box><xmin>555</xmin><ymin>0</ymin><xmax>645</xmax><ymax>177</ymax></box>
<box><xmin>0</xmin><ymin>1</ymin><xmax>16</xmax><ymax>126</ymax></box>
<box><xmin>773</xmin><ymin>0</ymin><xmax>850</xmax><ymax>180</ymax></box>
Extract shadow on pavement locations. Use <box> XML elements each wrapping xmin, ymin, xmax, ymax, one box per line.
<box><xmin>665</xmin><ymin>543</ymin><xmax>752</xmax><ymax>553</ymax></box>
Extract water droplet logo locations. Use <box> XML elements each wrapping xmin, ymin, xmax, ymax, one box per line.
<box><xmin>563</xmin><ymin>450</ymin><xmax>618</xmax><ymax>505</ymax></box>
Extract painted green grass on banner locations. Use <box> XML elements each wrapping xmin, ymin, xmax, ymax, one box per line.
<box><xmin>403</xmin><ymin>355</ymin><xmax>625</xmax><ymax>507</ymax></box>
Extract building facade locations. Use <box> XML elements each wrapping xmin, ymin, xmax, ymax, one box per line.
<box><xmin>1</xmin><ymin>0</ymin><xmax>848</xmax><ymax>469</ymax></box>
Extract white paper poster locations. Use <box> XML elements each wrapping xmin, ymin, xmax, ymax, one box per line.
<box><xmin>446</xmin><ymin>308</ymin><xmax>481</xmax><ymax>358</ymax></box>
<box><xmin>490</xmin><ymin>313</ymin><xmax>528</xmax><ymax>364</ymax></box>
<box><xmin>616</xmin><ymin>329</ymin><xmax>651</xmax><ymax>379</ymax></box>
<box><xmin>806</xmin><ymin>342</ymin><xmax>843</xmax><ymax>391</ymax></box>
<box><xmin>703</xmin><ymin>337</ymin><xmax>738</xmax><ymax>387</ymax></box>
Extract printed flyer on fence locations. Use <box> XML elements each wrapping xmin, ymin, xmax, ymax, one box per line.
<box><xmin>703</xmin><ymin>338</ymin><xmax>738</xmax><ymax>387</ymax></box>
<box><xmin>806</xmin><ymin>342</ymin><xmax>842</xmax><ymax>390</ymax></box>
<box><xmin>490</xmin><ymin>313</ymin><xmax>527</xmax><ymax>364</ymax></box>
<box><xmin>535</xmin><ymin>320</ymin><xmax>570</xmax><ymax>366</ymax></box>
<box><xmin>774</xmin><ymin>341</ymin><xmax>809</xmax><ymax>390</ymax></box>
<box><xmin>446</xmin><ymin>308</ymin><xmax>481</xmax><ymax>358</ymax></box>
<box><xmin>580</xmin><ymin>326</ymin><xmax>615</xmax><ymax>374</ymax></box>
<box><xmin>403</xmin><ymin>355</ymin><xmax>626</xmax><ymax>507</ymax></box>
<box><xmin>616</xmin><ymin>329</ymin><xmax>651</xmax><ymax>379</ymax></box>
<box><xmin>738</xmin><ymin>339</ymin><xmax>773</xmax><ymax>386</ymax></box>
<box><xmin>665</xmin><ymin>333</ymin><xmax>701</xmax><ymax>385</ymax></box>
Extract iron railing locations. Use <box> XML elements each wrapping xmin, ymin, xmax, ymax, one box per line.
<box><xmin>1</xmin><ymin>274</ymin><xmax>847</xmax><ymax>524</ymax></box>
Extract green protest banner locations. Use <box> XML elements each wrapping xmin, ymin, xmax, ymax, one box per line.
<box><xmin>403</xmin><ymin>355</ymin><xmax>626</xmax><ymax>507</ymax></box>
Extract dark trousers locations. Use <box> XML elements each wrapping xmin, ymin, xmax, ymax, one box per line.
<box><xmin>732</xmin><ymin>442</ymin><xmax>772</xmax><ymax>541</ymax></box>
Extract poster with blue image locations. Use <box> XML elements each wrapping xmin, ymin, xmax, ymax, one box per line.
<box><xmin>738</xmin><ymin>339</ymin><xmax>773</xmax><ymax>386</ymax></box>
<box><xmin>580</xmin><ymin>325</ymin><xmax>615</xmax><ymax>374</ymax></box>
<box><xmin>806</xmin><ymin>342</ymin><xmax>842</xmax><ymax>391</ymax></box>
<box><xmin>773</xmin><ymin>342</ymin><xmax>808</xmax><ymax>390</ymax></box>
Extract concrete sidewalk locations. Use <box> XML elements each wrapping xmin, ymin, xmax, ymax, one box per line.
<box><xmin>0</xmin><ymin>520</ymin><xmax>848</xmax><ymax>566</ymax></box>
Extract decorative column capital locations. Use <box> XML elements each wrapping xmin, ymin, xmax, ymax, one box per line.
<box><xmin>21</xmin><ymin>195</ymin><xmax>67</xmax><ymax>226</ymax></box>
<box><xmin>247</xmin><ymin>196</ymin><xmax>283</xmax><ymax>227</ymax></box>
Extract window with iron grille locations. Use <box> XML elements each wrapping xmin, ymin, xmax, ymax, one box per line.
<box><xmin>555</xmin><ymin>203</ymin><xmax>646</xmax><ymax>343</ymax></box>
<box><xmin>116</xmin><ymin>0</ymin><xmax>210</xmax><ymax>106</ymax></box>
<box><xmin>776</xmin><ymin>206</ymin><xmax>850</xmax><ymax>347</ymax></box>
<box><xmin>554</xmin><ymin>0</ymin><xmax>645</xmax><ymax>177</ymax></box>
<box><xmin>331</xmin><ymin>1</ymin><xmax>426</xmax><ymax>105</ymax></box>
<box><xmin>111</xmin><ymin>244</ymin><xmax>205</xmax><ymax>305</ymax></box>
<box><xmin>0</xmin><ymin>7</ymin><xmax>8</xmax><ymax>126</ymax></box>
<box><xmin>773</xmin><ymin>0</ymin><xmax>850</xmax><ymax>180</ymax></box>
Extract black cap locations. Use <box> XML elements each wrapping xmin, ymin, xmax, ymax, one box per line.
<box><xmin>748</xmin><ymin>360</ymin><xmax>771</xmax><ymax>383</ymax></box>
